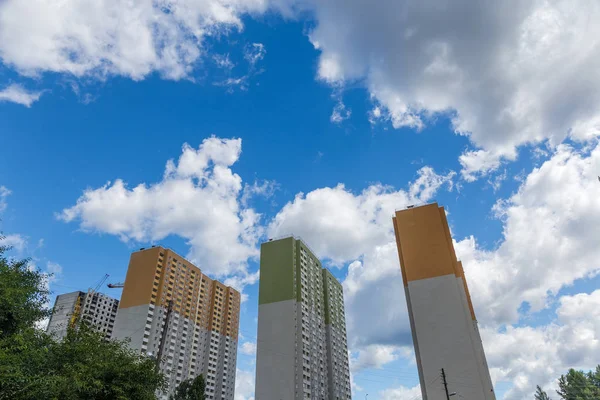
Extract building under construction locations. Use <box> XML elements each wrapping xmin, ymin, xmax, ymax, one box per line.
<box><xmin>46</xmin><ymin>290</ymin><xmax>119</xmax><ymax>341</ymax></box>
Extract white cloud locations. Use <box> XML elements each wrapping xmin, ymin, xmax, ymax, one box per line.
<box><xmin>0</xmin><ymin>187</ymin><xmax>29</xmax><ymax>254</ymax></box>
<box><xmin>224</xmin><ymin>270</ymin><xmax>260</xmax><ymax>303</ymax></box>
<box><xmin>35</xmin><ymin>261</ymin><xmax>64</xmax><ymax>331</ymax></box>
<box><xmin>0</xmin><ymin>185</ymin><xmax>11</xmax><ymax>213</ymax></box>
<box><xmin>214</xmin><ymin>76</ymin><xmax>249</xmax><ymax>91</ymax></box>
<box><xmin>0</xmin><ymin>84</ymin><xmax>43</xmax><ymax>107</ymax></box>
<box><xmin>46</xmin><ymin>261</ymin><xmax>63</xmax><ymax>283</ymax></box>
<box><xmin>277</xmin><ymin>0</ymin><xmax>600</xmax><ymax>178</ymax></box>
<box><xmin>213</xmin><ymin>54</ymin><xmax>235</xmax><ymax>70</ymax></box>
<box><xmin>59</xmin><ymin>136</ymin><xmax>263</xmax><ymax>277</ymax></box>
<box><xmin>330</xmin><ymin>99</ymin><xmax>351</xmax><ymax>124</ymax></box>
<box><xmin>483</xmin><ymin>289</ymin><xmax>600</xmax><ymax>400</ymax></box>
<box><xmin>379</xmin><ymin>384</ymin><xmax>421</xmax><ymax>400</ymax></box>
<box><xmin>343</xmin><ymin>243</ymin><xmax>411</xmax><ymax>349</ymax></box>
<box><xmin>350</xmin><ymin>344</ymin><xmax>404</xmax><ymax>373</ymax></box>
<box><xmin>455</xmin><ymin>141</ymin><xmax>600</xmax><ymax>326</ymax></box>
<box><xmin>244</xmin><ymin>43</ymin><xmax>266</xmax><ymax>67</ymax></box>
<box><xmin>487</xmin><ymin>169</ymin><xmax>508</xmax><ymax>192</ymax></box>
<box><xmin>0</xmin><ymin>0</ymin><xmax>269</xmax><ymax>80</ymax></box>
<box><xmin>240</xmin><ymin>180</ymin><xmax>277</xmax><ymax>207</ymax></box>
<box><xmin>0</xmin><ymin>233</ymin><xmax>27</xmax><ymax>252</ymax></box>
<box><xmin>213</xmin><ymin>43</ymin><xmax>266</xmax><ymax>91</ymax></box>
<box><xmin>234</xmin><ymin>368</ymin><xmax>255</xmax><ymax>400</ymax></box>
<box><xmin>459</xmin><ymin>150</ymin><xmax>505</xmax><ymax>182</ymax></box>
<box><xmin>268</xmin><ymin>167</ymin><xmax>455</xmax><ymax>264</ymax></box>
<box><xmin>240</xmin><ymin>341</ymin><xmax>257</xmax><ymax>356</ymax></box>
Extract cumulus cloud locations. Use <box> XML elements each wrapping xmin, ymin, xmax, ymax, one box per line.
<box><xmin>0</xmin><ymin>234</ymin><xmax>27</xmax><ymax>253</ymax></box>
<box><xmin>268</xmin><ymin>167</ymin><xmax>455</xmax><ymax>264</ymax></box>
<box><xmin>278</xmin><ymin>0</ymin><xmax>600</xmax><ymax>178</ymax></box>
<box><xmin>343</xmin><ymin>243</ymin><xmax>411</xmax><ymax>349</ymax></box>
<box><xmin>484</xmin><ymin>290</ymin><xmax>600</xmax><ymax>400</ymax></box>
<box><xmin>455</xmin><ymin>141</ymin><xmax>600</xmax><ymax>326</ymax></box>
<box><xmin>0</xmin><ymin>84</ymin><xmax>43</xmax><ymax>107</ymax></box>
<box><xmin>379</xmin><ymin>384</ymin><xmax>421</xmax><ymax>400</ymax></box>
<box><xmin>350</xmin><ymin>344</ymin><xmax>406</xmax><ymax>373</ymax></box>
<box><xmin>0</xmin><ymin>0</ymin><xmax>269</xmax><ymax>80</ymax></box>
<box><xmin>234</xmin><ymin>368</ymin><xmax>255</xmax><ymax>400</ymax></box>
<box><xmin>224</xmin><ymin>270</ymin><xmax>260</xmax><ymax>303</ymax></box>
<box><xmin>59</xmin><ymin>136</ymin><xmax>263</xmax><ymax>277</ymax></box>
<box><xmin>239</xmin><ymin>341</ymin><xmax>257</xmax><ymax>356</ymax></box>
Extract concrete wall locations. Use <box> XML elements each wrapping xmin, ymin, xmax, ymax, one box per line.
<box><xmin>408</xmin><ymin>274</ymin><xmax>491</xmax><ymax>400</ymax></box>
<box><xmin>47</xmin><ymin>292</ymin><xmax>81</xmax><ymax>340</ymax></box>
<box><xmin>255</xmin><ymin>299</ymin><xmax>297</xmax><ymax>400</ymax></box>
<box><xmin>456</xmin><ymin>278</ymin><xmax>495</xmax><ymax>400</ymax></box>
<box><xmin>112</xmin><ymin>303</ymin><xmax>150</xmax><ymax>351</ymax></box>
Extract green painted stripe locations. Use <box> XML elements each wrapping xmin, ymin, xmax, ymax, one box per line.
<box><xmin>259</xmin><ymin>237</ymin><xmax>296</xmax><ymax>305</ymax></box>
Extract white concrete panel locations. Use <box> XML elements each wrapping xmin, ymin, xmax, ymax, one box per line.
<box><xmin>405</xmin><ymin>286</ymin><xmax>428</xmax><ymax>400</ymax></box>
<box><xmin>256</xmin><ymin>299</ymin><xmax>297</xmax><ymax>400</ymax></box>
<box><xmin>112</xmin><ymin>303</ymin><xmax>150</xmax><ymax>351</ymax></box>
<box><xmin>47</xmin><ymin>292</ymin><xmax>80</xmax><ymax>340</ymax></box>
<box><xmin>407</xmin><ymin>275</ymin><xmax>493</xmax><ymax>400</ymax></box>
<box><xmin>456</xmin><ymin>278</ymin><xmax>496</xmax><ymax>400</ymax></box>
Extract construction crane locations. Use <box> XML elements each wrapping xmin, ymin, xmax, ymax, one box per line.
<box><xmin>89</xmin><ymin>274</ymin><xmax>110</xmax><ymax>295</ymax></box>
<box><xmin>107</xmin><ymin>282</ymin><xmax>125</xmax><ymax>289</ymax></box>
<box><xmin>69</xmin><ymin>273</ymin><xmax>109</xmax><ymax>329</ymax></box>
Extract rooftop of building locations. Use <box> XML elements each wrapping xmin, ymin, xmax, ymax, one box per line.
<box><xmin>394</xmin><ymin>201</ymin><xmax>439</xmax><ymax>213</ymax></box>
<box><xmin>262</xmin><ymin>235</ymin><xmax>344</xmax><ymax>286</ymax></box>
<box><xmin>132</xmin><ymin>245</ymin><xmax>241</xmax><ymax>295</ymax></box>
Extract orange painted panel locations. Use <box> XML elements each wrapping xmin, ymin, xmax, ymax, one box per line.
<box><xmin>393</xmin><ymin>204</ymin><xmax>456</xmax><ymax>282</ymax></box>
<box><xmin>120</xmin><ymin>247</ymin><xmax>162</xmax><ymax>309</ymax></box>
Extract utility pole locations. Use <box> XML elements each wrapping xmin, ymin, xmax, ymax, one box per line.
<box><xmin>155</xmin><ymin>300</ymin><xmax>173</xmax><ymax>369</ymax></box>
<box><xmin>441</xmin><ymin>368</ymin><xmax>451</xmax><ymax>400</ymax></box>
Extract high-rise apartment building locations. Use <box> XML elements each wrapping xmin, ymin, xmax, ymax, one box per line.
<box><xmin>111</xmin><ymin>246</ymin><xmax>241</xmax><ymax>400</ymax></box>
<box><xmin>393</xmin><ymin>203</ymin><xmax>496</xmax><ymax>400</ymax></box>
<box><xmin>255</xmin><ymin>237</ymin><xmax>351</xmax><ymax>400</ymax></box>
<box><xmin>47</xmin><ymin>291</ymin><xmax>119</xmax><ymax>341</ymax></box>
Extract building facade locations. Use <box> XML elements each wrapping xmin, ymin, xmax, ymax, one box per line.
<box><xmin>393</xmin><ymin>203</ymin><xmax>496</xmax><ymax>400</ymax></box>
<box><xmin>47</xmin><ymin>290</ymin><xmax>119</xmax><ymax>341</ymax></box>
<box><xmin>255</xmin><ymin>237</ymin><xmax>351</xmax><ymax>400</ymax></box>
<box><xmin>111</xmin><ymin>246</ymin><xmax>240</xmax><ymax>400</ymax></box>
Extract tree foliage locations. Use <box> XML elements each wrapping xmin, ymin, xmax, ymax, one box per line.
<box><xmin>535</xmin><ymin>385</ymin><xmax>551</xmax><ymax>400</ymax></box>
<box><xmin>536</xmin><ymin>365</ymin><xmax>600</xmax><ymax>400</ymax></box>
<box><xmin>169</xmin><ymin>374</ymin><xmax>206</xmax><ymax>400</ymax></box>
<box><xmin>0</xmin><ymin>244</ymin><xmax>165</xmax><ymax>400</ymax></box>
<box><xmin>0</xmin><ymin>239</ymin><xmax>51</xmax><ymax>338</ymax></box>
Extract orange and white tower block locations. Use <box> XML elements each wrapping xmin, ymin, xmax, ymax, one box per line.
<box><xmin>393</xmin><ymin>203</ymin><xmax>496</xmax><ymax>400</ymax></box>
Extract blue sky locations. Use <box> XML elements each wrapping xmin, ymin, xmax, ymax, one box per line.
<box><xmin>2</xmin><ymin>2</ymin><xmax>600</xmax><ymax>399</ymax></box>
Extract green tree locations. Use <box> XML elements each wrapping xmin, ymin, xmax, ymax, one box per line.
<box><xmin>169</xmin><ymin>374</ymin><xmax>206</xmax><ymax>400</ymax></box>
<box><xmin>535</xmin><ymin>385</ymin><xmax>551</xmax><ymax>400</ymax></box>
<box><xmin>587</xmin><ymin>365</ymin><xmax>600</xmax><ymax>392</ymax></box>
<box><xmin>0</xmin><ymin>245</ymin><xmax>166</xmax><ymax>400</ymax></box>
<box><xmin>556</xmin><ymin>369</ymin><xmax>596</xmax><ymax>400</ymax></box>
<box><xmin>0</xmin><ymin>238</ymin><xmax>51</xmax><ymax>338</ymax></box>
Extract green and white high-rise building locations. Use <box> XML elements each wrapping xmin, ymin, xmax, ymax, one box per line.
<box><xmin>255</xmin><ymin>236</ymin><xmax>351</xmax><ymax>400</ymax></box>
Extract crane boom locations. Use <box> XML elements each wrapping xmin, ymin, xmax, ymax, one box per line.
<box><xmin>107</xmin><ymin>282</ymin><xmax>125</xmax><ymax>289</ymax></box>
<box><xmin>89</xmin><ymin>273</ymin><xmax>109</xmax><ymax>296</ymax></box>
